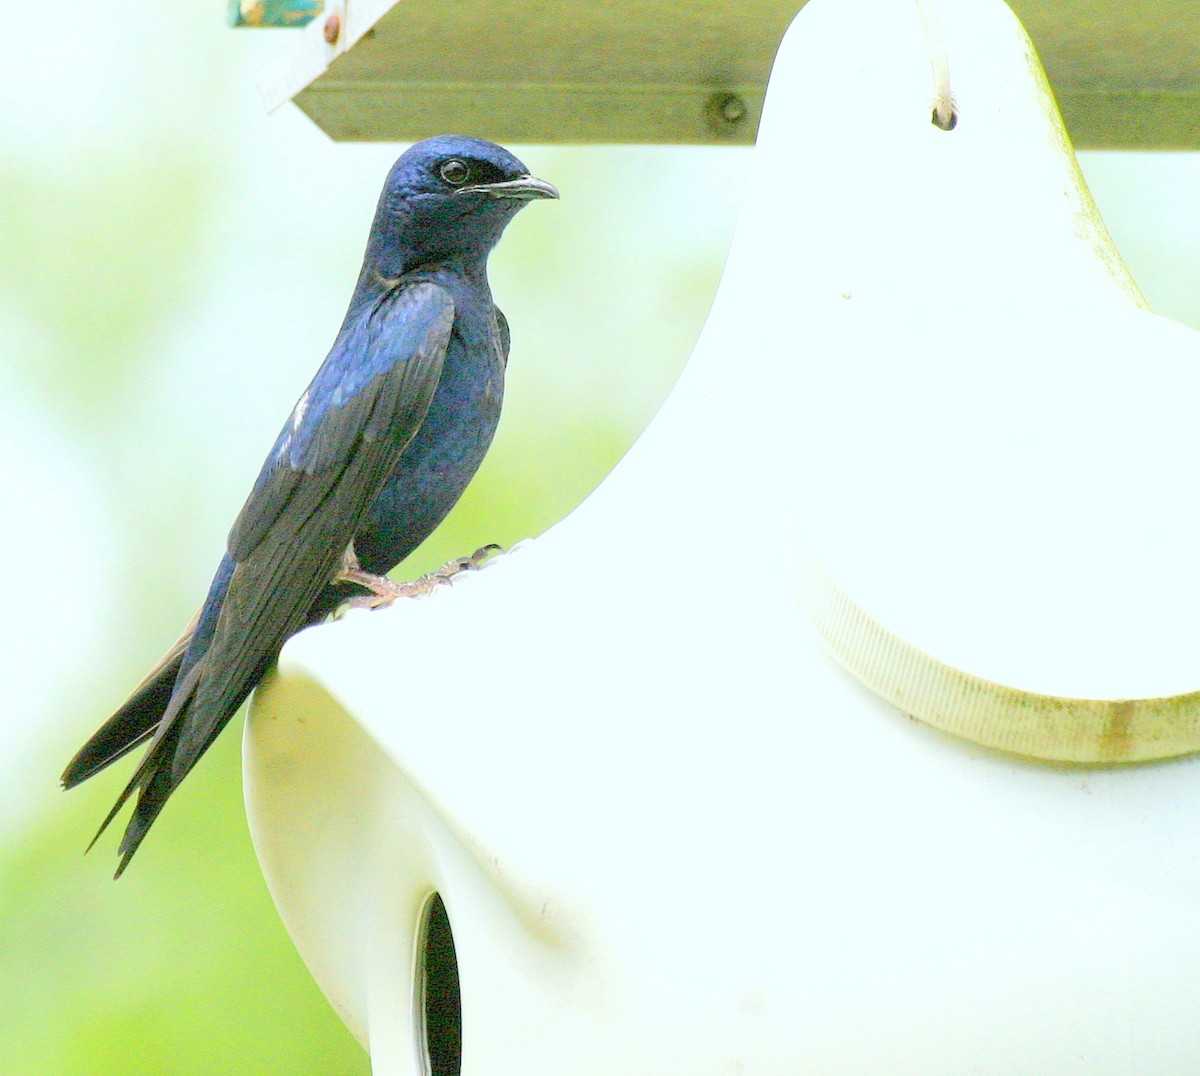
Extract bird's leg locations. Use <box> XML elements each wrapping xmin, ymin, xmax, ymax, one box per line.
<box><xmin>336</xmin><ymin>544</ymin><xmax>505</xmax><ymax>609</ymax></box>
<box><xmin>334</xmin><ymin>546</ymin><xmax>429</xmax><ymax>606</ymax></box>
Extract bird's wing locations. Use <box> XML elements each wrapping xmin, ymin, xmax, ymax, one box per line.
<box><xmin>228</xmin><ymin>281</ymin><xmax>455</xmax><ymax>562</ymax></box>
<box><xmin>182</xmin><ymin>281</ymin><xmax>456</xmax><ymax>763</ymax></box>
<box><xmin>95</xmin><ymin>282</ymin><xmax>455</xmax><ymax>870</ymax></box>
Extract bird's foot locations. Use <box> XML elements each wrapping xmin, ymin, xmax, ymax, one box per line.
<box><xmin>435</xmin><ymin>542</ymin><xmax>504</xmax><ymax>579</ymax></box>
<box><xmin>339</xmin><ymin>544</ymin><xmax>504</xmax><ymax>609</ymax></box>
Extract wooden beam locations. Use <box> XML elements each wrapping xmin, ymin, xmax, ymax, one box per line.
<box><xmin>252</xmin><ymin>0</ymin><xmax>1200</xmax><ymax>149</ymax></box>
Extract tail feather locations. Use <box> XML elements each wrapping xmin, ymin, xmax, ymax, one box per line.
<box><xmin>111</xmin><ymin>727</ymin><xmax>185</xmax><ymax>878</ymax></box>
<box><xmin>61</xmin><ymin>622</ymin><xmax>195</xmax><ymax>789</ymax></box>
<box><xmin>62</xmin><ymin>617</ymin><xmax>209</xmax><ymax>877</ymax></box>
<box><xmin>67</xmin><ymin>575</ymin><xmax>343</xmax><ymax>875</ymax></box>
<box><xmin>91</xmin><ymin>654</ymin><xmax>258</xmax><ymax>878</ymax></box>
<box><xmin>85</xmin><ymin>721</ymin><xmax>186</xmax><ymax>878</ymax></box>
<box><xmin>93</xmin><ymin>659</ymin><xmax>205</xmax><ymax>877</ymax></box>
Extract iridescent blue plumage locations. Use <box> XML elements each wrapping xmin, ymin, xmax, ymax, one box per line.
<box><xmin>62</xmin><ymin>136</ymin><xmax>557</xmax><ymax>874</ymax></box>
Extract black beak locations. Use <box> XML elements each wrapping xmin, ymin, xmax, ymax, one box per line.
<box><xmin>458</xmin><ymin>174</ymin><xmax>559</xmax><ymax>201</ymax></box>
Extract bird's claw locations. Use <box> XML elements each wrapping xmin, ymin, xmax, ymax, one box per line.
<box><xmin>439</xmin><ymin>543</ymin><xmax>504</xmax><ymax>577</ymax></box>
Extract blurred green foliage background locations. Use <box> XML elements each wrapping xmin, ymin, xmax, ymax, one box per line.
<box><xmin>1</xmin><ymin>4</ymin><xmax>1198</xmax><ymax>1074</ymax></box>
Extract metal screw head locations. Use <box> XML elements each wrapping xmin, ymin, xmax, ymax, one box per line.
<box><xmin>719</xmin><ymin>94</ymin><xmax>747</xmax><ymax>124</ymax></box>
<box><xmin>706</xmin><ymin>92</ymin><xmax>749</xmax><ymax>135</ymax></box>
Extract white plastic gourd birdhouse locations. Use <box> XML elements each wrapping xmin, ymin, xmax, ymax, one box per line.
<box><xmin>246</xmin><ymin>0</ymin><xmax>1200</xmax><ymax>1072</ymax></box>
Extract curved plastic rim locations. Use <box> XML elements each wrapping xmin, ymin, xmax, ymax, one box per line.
<box><xmin>806</xmin><ymin>565</ymin><xmax>1200</xmax><ymax>765</ymax></box>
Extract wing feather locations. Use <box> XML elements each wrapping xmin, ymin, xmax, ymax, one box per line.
<box><xmin>228</xmin><ymin>282</ymin><xmax>454</xmax><ymax>561</ymax></box>
<box><xmin>171</xmin><ymin>280</ymin><xmax>455</xmax><ymax>777</ymax></box>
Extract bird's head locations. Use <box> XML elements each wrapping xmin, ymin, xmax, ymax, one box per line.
<box><xmin>368</xmin><ymin>135</ymin><xmax>558</xmax><ymax>273</ymax></box>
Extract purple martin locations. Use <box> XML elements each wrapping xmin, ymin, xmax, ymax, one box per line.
<box><xmin>62</xmin><ymin>135</ymin><xmax>557</xmax><ymax>875</ymax></box>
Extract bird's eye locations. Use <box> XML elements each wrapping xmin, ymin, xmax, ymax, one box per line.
<box><xmin>439</xmin><ymin>159</ymin><xmax>471</xmax><ymax>186</ymax></box>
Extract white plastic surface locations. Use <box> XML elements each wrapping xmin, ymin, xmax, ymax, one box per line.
<box><xmin>246</xmin><ymin>0</ymin><xmax>1200</xmax><ymax>1071</ymax></box>
<box><xmin>723</xmin><ymin>0</ymin><xmax>1200</xmax><ymax>760</ymax></box>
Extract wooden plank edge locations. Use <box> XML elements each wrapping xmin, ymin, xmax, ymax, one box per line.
<box><xmin>291</xmin><ymin>82</ymin><xmax>764</xmax><ymax>144</ymax></box>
